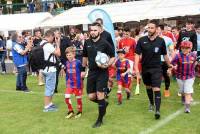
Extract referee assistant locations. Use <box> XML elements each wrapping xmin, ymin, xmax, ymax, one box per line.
<box><xmin>82</xmin><ymin>22</ymin><xmax>115</xmax><ymax>128</ymax></box>
<box><xmin>134</xmin><ymin>20</ymin><xmax>172</xmax><ymax>119</ymax></box>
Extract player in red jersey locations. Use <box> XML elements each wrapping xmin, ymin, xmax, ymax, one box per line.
<box><xmin>162</xmin><ymin>24</ymin><xmax>176</xmax><ymax>43</ymax></box>
<box><xmin>118</xmin><ymin>27</ymin><xmax>137</xmax><ymax>94</ymax></box>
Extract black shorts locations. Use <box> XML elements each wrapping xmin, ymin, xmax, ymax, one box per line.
<box><xmin>86</xmin><ymin>70</ymin><xmax>108</xmax><ymax>94</ymax></box>
<box><xmin>142</xmin><ymin>68</ymin><xmax>162</xmax><ymax>88</ymax></box>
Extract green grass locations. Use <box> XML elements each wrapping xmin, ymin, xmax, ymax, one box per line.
<box><xmin>0</xmin><ymin>74</ymin><xmax>200</xmax><ymax>134</ymax></box>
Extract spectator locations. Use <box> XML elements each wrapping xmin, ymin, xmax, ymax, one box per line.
<box><xmin>177</xmin><ymin>20</ymin><xmax>197</xmax><ymax>51</ymax></box>
<box><xmin>33</xmin><ymin>29</ymin><xmax>42</xmax><ymax>47</ymax></box>
<box><xmin>54</xmin><ymin>29</ymin><xmax>71</xmax><ymax>93</ymax></box>
<box><xmin>12</xmin><ymin>32</ymin><xmax>32</xmax><ymax>92</ymax></box>
<box><xmin>0</xmin><ymin>35</ymin><xmax>6</xmax><ymax>74</ymax></box>
<box><xmin>6</xmin><ymin>34</ymin><xmax>13</xmax><ymax>60</ymax></box>
<box><xmin>0</xmin><ymin>3</ymin><xmax>3</xmax><ymax>15</ymax></box>
<box><xmin>27</xmin><ymin>0</ymin><xmax>35</xmax><ymax>13</ymax></box>
<box><xmin>196</xmin><ymin>24</ymin><xmax>200</xmax><ymax>77</ymax></box>
<box><xmin>172</xmin><ymin>26</ymin><xmax>180</xmax><ymax>43</ymax></box>
<box><xmin>41</xmin><ymin>30</ymin><xmax>61</xmax><ymax>112</ymax></box>
<box><xmin>71</xmin><ymin>34</ymin><xmax>83</xmax><ymax>62</ymax></box>
<box><xmin>6</xmin><ymin>0</ymin><xmax>13</xmax><ymax>14</ymax></box>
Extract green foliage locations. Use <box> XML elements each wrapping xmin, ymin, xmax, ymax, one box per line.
<box><xmin>0</xmin><ymin>74</ymin><xmax>200</xmax><ymax>134</ymax></box>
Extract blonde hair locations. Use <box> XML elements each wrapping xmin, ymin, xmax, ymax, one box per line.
<box><xmin>65</xmin><ymin>46</ymin><xmax>76</xmax><ymax>54</ymax></box>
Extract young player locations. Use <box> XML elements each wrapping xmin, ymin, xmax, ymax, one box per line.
<box><xmin>64</xmin><ymin>46</ymin><xmax>84</xmax><ymax>119</ymax></box>
<box><xmin>114</xmin><ymin>49</ymin><xmax>131</xmax><ymax>105</ymax></box>
<box><xmin>169</xmin><ymin>41</ymin><xmax>197</xmax><ymax>113</ymax></box>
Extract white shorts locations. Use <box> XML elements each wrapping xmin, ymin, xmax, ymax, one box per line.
<box><xmin>176</xmin><ymin>78</ymin><xmax>195</xmax><ymax>94</ymax></box>
<box><xmin>128</xmin><ymin>60</ymin><xmax>134</xmax><ymax>77</ymax></box>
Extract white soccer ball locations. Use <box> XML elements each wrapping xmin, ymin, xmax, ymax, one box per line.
<box><xmin>95</xmin><ymin>51</ymin><xmax>109</xmax><ymax>66</ymax></box>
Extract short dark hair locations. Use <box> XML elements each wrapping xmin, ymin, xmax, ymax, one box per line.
<box><xmin>44</xmin><ymin>30</ymin><xmax>54</xmax><ymax>37</ymax></box>
<box><xmin>158</xmin><ymin>24</ymin><xmax>165</xmax><ymax>30</ymax></box>
<box><xmin>34</xmin><ymin>29</ymin><xmax>41</xmax><ymax>33</ymax></box>
<box><xmin>195</xmin><ymin>24</ymin><xmax>200</xmax><ymax>29</ymax></box>
<box><xmin>148</xmin><ymin>19</ymin><xmax>159</xmax><ymax>27</ymax></box>
<box><xmin>11</xmin><ymin>32</ymin><xmax>18</xmax><ymax>42</ymax></box>
<box><xmin>22</xmin><ymin>31</ymin><xmax>27</xmax><ymax>36</ymax></box>
<box><xmin>123</xmin><ymin>26</ymin><xmax>130</xmax><ymax>32</ymax></box>
<box><xmin>96</xmin><ymin>18</ymin><xmax>103</xmax><ymax>25</ymax></box>
<box><xmin>186</xmin><ymin>19</ymin><xmax>194</xmax><ymax>24</ymax></box>
<box><xmin>91</xmin><ymin>22</ymin><xmax>101</xmax><ymax>27</ymax></box>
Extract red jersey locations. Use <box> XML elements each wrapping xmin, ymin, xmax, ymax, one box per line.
<box><xmin>163</xmin><ymin>32</ymin><xmax>176</xmax><ymax>42</ymax></box>
<box><xmin>118</xmin><ymin>37</ymin><xmax>136</xmax><ymax>61</ymax></box>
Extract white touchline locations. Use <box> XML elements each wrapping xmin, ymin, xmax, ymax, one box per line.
<box><xmin>138</xmin><ymin>101</ymin><xmax>200</xmax><ymax>134</ymax></box>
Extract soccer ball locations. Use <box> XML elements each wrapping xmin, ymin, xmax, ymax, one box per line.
<box><xmin>95</xmin><ymin>51</ymin><xmax>109</xmax><ymax>66</ymax></box>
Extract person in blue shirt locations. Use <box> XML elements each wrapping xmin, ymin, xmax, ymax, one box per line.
<box><xmin>11</xmin><ymin>32</ymin><xmax>32</xmax><ymax>92</ymax></box>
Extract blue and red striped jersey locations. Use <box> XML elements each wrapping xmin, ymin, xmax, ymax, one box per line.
<box><xmin>115</xmin><ymin>59</ymin><xmax>130</xmax><ymax>83</ymax></box>
<box><xmin>171</xmin><ymin>52</ymin><xmax>196</xmax><ymax>80</ymax></box>
<box><xmin>65</xmin><ymin>59</ymin><xmax>82</xmax><ymax>89</ymax></box>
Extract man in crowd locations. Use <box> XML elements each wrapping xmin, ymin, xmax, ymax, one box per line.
<box><xmin>118</xmin><ymin>26</ymin><xmax>137</xmax><ymax>98</ymax></box>
<box><xmin>54</xmin><ymin>29</ymin><xmax>71</xmax><ymax>93</ymax></box>
<box><xmin>177</xmin><ymin>20</ymin><xmax>197</xmax><ymax>51</ymax></box>
<box><xmin>12</xmin><ymin>32</ymin><xmax>32</xmax><ymax>92</ymax></box>
<box><xmin>41</xmin><ymin>30</ymin><xmax>61</xmax><ymax>112</ymax></box>
<box><xmin>157</xmin><ymin>24</ymin><xmax>175</xmax><ymax>97</ymax></box>
<box><xmin>0</xmin><ymin>35</ymin><xmax>6</xmax><ymax>74</ymax></box>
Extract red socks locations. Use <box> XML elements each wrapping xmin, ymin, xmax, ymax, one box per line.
<box><xmin>65</xmin><ymin>98</ymin><xmax>73</xmax><ymax>112</ymax></box>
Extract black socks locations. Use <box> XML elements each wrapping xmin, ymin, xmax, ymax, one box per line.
<box><xmin>154</xmin><ymin>91</ymin><xmax>161</xmax><ymax>112</ymax></box>
<box><xmin>97</xmin><ymin>99</ymin><xmax>106</xmax><ymax>122</ymax></box>
<box><xmin>146</xmin><ymin>88</ymin><xmax>154</xmax><ymax>105</ymax></box>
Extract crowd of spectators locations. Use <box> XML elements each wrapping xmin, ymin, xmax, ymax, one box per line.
<box><xmin>0</xmin><ymin>0</ymin><xmax>138</xmax><ymax>15</ymax></box>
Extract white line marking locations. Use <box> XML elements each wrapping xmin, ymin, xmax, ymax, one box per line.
<box><xmin>139</xmin><ymin>102</ymin><xmax>200</xmax><ymax>134</ymax></box>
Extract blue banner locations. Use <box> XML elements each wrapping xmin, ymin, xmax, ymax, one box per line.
<box><xmin>88</xmin><ymin>9</ymin><xmax>116</xmax><ymax>54</ymax></box>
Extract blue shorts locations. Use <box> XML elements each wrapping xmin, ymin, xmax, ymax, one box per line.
<box><xmin>43</xmin><ymin>71</ymin><xmax>56</xmax><ymax>96</ymax></box>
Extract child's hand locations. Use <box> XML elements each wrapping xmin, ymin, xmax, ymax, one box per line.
<box><xmin>60</xmin><ymin>69</ymin><xmax>65</xmax><ymax>77</ymax></box>
<box><xmin>81</xmin><ymin>72</ymin><xmax>86</xmax><ymax>78</ymax></box>
<box><xmin>167</xmin><ymin>68</ymin><xmax>172</xmax><ymax>76</ymax></box>
<box><xmin>121</xmin><ymin>73</ymin><xmax>126</xmax><ymax>77</ymax></box>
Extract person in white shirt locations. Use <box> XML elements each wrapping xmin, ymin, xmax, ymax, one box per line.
<box><xmin>41</xmin><ymin>30</ymin><xmax>61</xmax><ymax>112</ymax></box>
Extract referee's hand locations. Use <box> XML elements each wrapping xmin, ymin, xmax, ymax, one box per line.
<box><xmin>98</xmin><ymin>64</ymin><xmax>109</xmax><ymax>69</ymax></box>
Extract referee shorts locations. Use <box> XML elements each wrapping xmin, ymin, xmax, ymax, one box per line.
<box><xmin>142</xmin><ymin>68</ymin><xmax>162</xmax><ymax>88</ymax></box>
<box><xmin>86</xmin><ymin>69</ymin><xmax>108</xmax><ymax>94</ymax></box>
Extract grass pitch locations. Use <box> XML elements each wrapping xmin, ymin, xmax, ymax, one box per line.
<box><xmin>0</xmin><ymin>74</ymin><xmax>200</xmax><ymax>134</ymax></box>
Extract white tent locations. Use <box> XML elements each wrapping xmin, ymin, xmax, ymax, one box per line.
<box><xmin>39</xmin><ymin>0</ymin><xmax>160</xmax><ymax>27</ymax></box>
<box><xmin>145</xmin><ymin>0</ymin><xmax>200</xmax><ymax>20</ymax></box>
<box><xmin>0</xmin><ymin>12</ymin><xmax>53</xmax><ymax>31</ymax></box>
<box><xmin>40</xmin><ymin>0</ymin><xmax>200</xmax><ymax>27</ymax></box>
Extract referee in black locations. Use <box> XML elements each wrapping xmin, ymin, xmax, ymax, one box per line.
<box><xmin>82</xmin><ymin>22</ymin><xmax>115</xmax><ymax>128</ymax></box>
<box><xmin>134</xmin><ymin>20</ymin><xmax>171</xmax><ymax>119</ymax></box>
<box><xmin>96</xmin><ymin>18</ymin><xmax>115</xmax><ymax>97</ymax></box>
